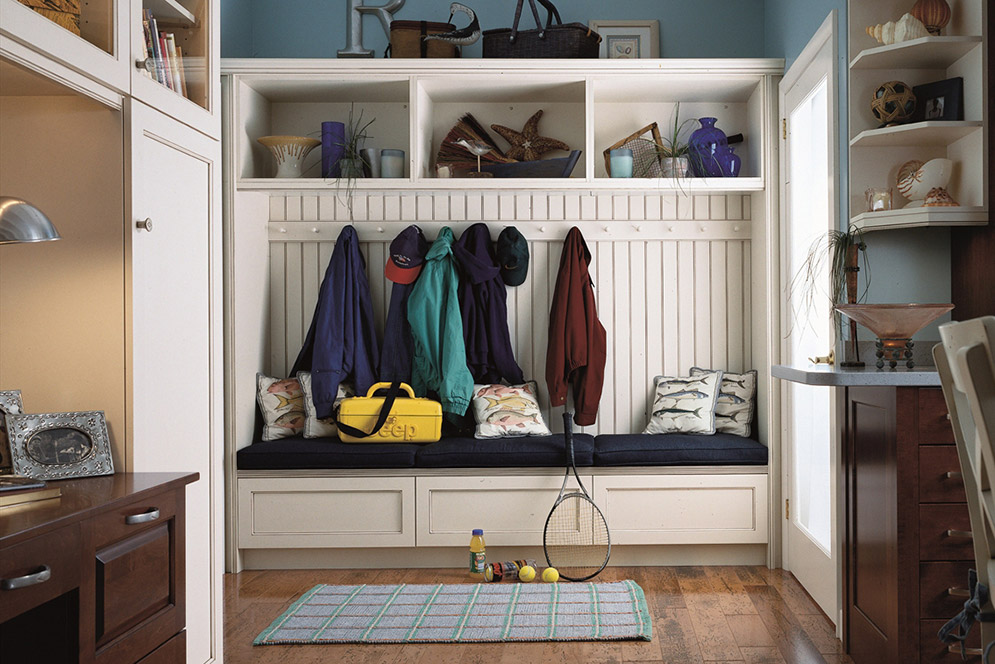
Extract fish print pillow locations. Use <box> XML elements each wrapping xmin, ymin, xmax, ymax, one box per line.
<box><xmin>256</xmin><ymin>374</ymin><xmax>306</xmax><ymax>441</ymax></box>
<box><xmin>471</xmin><ymin>382</ymin><xmax>552</xmax><ymax>439</ymax></box>
<box><xmin>691</xmin><ymin>367</ymin><xmax>757</xmax><ymax>437</ymax></box>
<box><xmin>297</xmin><ymin>372</ymin><xmax>355</xmax><ymax>439</ymax></box>
<box><xmin>643</xmin><ymin>371</ymin><xmax>723</xmax><ymax>435</ymax></box>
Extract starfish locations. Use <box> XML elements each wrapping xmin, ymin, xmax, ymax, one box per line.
<box><xmin>490</xmin><ymin>110</ymin><xmax>569</xmax><ymax>162</ymax></box>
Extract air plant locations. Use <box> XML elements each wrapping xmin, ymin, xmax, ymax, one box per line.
<box><xmin>333</xmin><ymin>103</ymin><xmax>375</xmax><ymax>219</ymax></box>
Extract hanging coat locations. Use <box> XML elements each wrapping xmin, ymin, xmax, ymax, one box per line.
<box><xmin>407</xmin><ymin>227</ymin><xmax>474</xmax><ymax>418</ymax></box>
<box><xmin>291</xmin><ymin>225</ymin><xmax>379</xmax><ymax>419</ymax></box>
<box><xmin>453</xmin><ymin>223</ymin><xmax>525</xmax><ymax>385</ymax></box>
<box><xmin>545</xmin><ymin>226</ymin><xmax>607</xmax><ymax>427</ymax></box>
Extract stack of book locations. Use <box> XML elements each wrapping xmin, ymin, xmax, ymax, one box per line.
<box><xmin>0</xmin><ymin>475</ymin><xmax>61</xmax><ymax>509</ymax></box>
<box><xmin>141</xmin><ymin>9</ymin><xmax>189</xmax><ymax>100</ymax></box>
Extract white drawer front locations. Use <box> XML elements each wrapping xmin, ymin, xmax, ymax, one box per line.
<box><xmin>416</xmin><ymin>474</ymin><xmax>593</xmax><ymax>547</ymax></box>
<box><xmin>238</xmin><ymin>477</ymin><xmax>415</xmax><ymax>548</ymax></box>
<box><xmin>594</xmin><ymin>474</ymin><xmax>768</xmax><ymax>545</ymax></box>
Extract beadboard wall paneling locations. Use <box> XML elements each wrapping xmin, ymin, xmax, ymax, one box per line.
<box><xmin>267</xmin><ymin>192</ymin><xmax>753</xmax><ymax>436</ymax></box>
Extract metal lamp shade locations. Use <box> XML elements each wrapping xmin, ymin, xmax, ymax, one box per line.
<box><xmin>0</xmin><ymin>197</ymin><xmax>61</xmax><ymax>244</ymax></box>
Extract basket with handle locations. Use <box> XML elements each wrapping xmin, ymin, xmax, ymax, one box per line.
<box><xmin>482</xmin><ymin>0</ymin><xmax>601</xmax><ymax>59</ymax></box>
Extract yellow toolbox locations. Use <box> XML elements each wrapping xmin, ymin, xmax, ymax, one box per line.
<box><xmin>337</xmin><ymin>382</ymin><xmax>442</xmax><ymax>443</ymax></box>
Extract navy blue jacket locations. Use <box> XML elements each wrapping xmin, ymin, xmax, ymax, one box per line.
<box><xmin>453</xmin><ymin>223</ymin><xmax>525</xmax><ymax>385</ymax></box>
<box><xmin>380</xmin><ymin>280</ymin><xmax>416</xmax><ymax>384</ymax></box>
<box><xmin>291</xmin><ymin>225</ymin><xmax>379</xmax><ymax>418</ymax></box>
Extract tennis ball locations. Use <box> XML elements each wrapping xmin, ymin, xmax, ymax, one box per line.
<box><xmin>518</xmin><ymin>565</ymin><xmax>536</xmax><ymax>582</ymax></box>
<box><xmin>542</xmin><ymin>567</ymin><xmax>559</xmax><ymax>583</ymax></box>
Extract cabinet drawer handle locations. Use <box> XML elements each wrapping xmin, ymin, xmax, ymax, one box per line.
<box><xmin>1</xmin><ymin>565</ymin><xmax>51</xmax><ymax>591</ymax></box>
<box><xmin>946</xmin><ymin>471</ymin><xmax>963</xmax><ymax>479</ymax></box>
<box><xmin>136</xmin><ymin>58</ymin><xmax>156</xmax><ymax>73</ymax></box>
<box><xmin>948</xmin><ymin>645</ymin><xmax>984</xmax><ymax>656</ymax></box>
<box><xmin>136</xmin><ymin>218</ymin><xmax>153</xmax><ymax>233</ymax></box>
<box><xmin>946</xmin><ymin>529</ymin><xmax>974</xmax><ymax>539</ymax></box>
<box><xmin>125</xmin><ymin>508</ymin><xmax>160</xmax><ymax>525</ymax></box>
<box><xmin>948</xmin><ymin>587</ymin><xmax>972</xmax><ymax>598</ymax></box>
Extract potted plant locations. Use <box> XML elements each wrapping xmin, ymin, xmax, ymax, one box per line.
<box><xmin>332</xmin><ymin>104</ymin><xmax>375</xmax><ymax>219</ymax></box>
<box><xmin>630</xmin><ymin>103</ymin><xmax>696</xmax><ymax>179</ymax></box>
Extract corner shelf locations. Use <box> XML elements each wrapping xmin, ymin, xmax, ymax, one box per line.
<box><xmin>851</xmin><ymin>206</ymin><xmax>988</xmax><ymax>232</ymax></box>
<box><xmin>849</xmin><ymin>121</ymin><xmax>983</xmax><ymax>147</ymax></box>
<box><xmin>849</xmin><ymin>36</ymin><xmax>982</xmax><ymax>71</ymax></box>
<box><xmin>145</xmin><ymin>0</ymin><xmax>197</xmax><ymax>25</ymax></box>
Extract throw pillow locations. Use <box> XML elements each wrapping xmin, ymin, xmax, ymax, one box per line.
<box><xmin>471</xmin><ymin>382</ymin><xmax>552</xmax><ymax>439</ymax></box>
<box><xmin>643</xmin><ymin>370</ymin><xmax>723</xmax><ymax>435</ymax></box>
<box><xmin>297</xmin><ymin>372</ymin><xmax>355</xmax><ymax>439</ymax></box>
<box><xmin>691</xmin><ymin>367</ymin><xmax>757</xmax><ymax>437</ymax></box>
<box><xmin>256</xmin><ymin>374</ymin><xmax>306</xmax><ymax>441</ymax></box>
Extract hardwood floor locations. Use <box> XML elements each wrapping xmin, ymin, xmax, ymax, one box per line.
<box><xmin>224</xmin><ymin>566</ymin><xmax>853</xmax><ymax>663</ymax></box>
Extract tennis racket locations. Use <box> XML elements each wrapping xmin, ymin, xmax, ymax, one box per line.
<box><xmin>542</xmin><ymin>412</ymin><xmax>611</xmax><ymax>581</ymax></box>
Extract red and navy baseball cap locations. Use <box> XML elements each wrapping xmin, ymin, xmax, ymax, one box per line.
<box><xmin>385</xmin><ymin>225</ymin><xmax>429</xmax><ymax>284</ymax></box>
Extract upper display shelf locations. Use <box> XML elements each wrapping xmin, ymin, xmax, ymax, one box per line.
<box><xmin>849</xmin><ymin>35</ymin><xmax>982</xmax><ymax>70</ymax></box>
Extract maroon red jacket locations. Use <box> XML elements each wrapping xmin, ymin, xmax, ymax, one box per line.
<box><xmin>545</xmin><ymin>227</ymin><xmax>607</xmax><ymax>426</ymax></box>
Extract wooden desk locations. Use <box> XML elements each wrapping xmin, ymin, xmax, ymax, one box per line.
<box><xmin>0</xmin><ymin>472</ymin><xmax>197</xmax><ymax>664</ymax></box>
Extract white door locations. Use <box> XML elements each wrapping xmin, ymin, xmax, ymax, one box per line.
<box><xmin>128</xmin><ymin>99</ymin><xmax>222</xmax><ymax>664</ymax></box>
<box><xmin>778</xmin><ymin>12</ymin><xmax>840</xmax><ymax>624</ymax></box>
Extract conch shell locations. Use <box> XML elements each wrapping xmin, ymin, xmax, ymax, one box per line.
<box><xmin>866</xmin><ymin>13</ymin><xmax>929</xmax><ymax>45</ymax></box>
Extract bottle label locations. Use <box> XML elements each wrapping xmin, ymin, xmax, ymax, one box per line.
<box><xmin>470</xmin><ymin>551</ymin><xmax>486</xmax><ymax>575</ymax></box>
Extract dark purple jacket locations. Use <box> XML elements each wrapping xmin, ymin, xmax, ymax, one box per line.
<box><xmin>379</xmin><ymin>280</ymin><xmax>416</xmax><ymax>384</ymax></box>
<box><xmin>292</xmin><ymin>225</ymin><xmax>379</xmax><ymax>418</ymax></box>
<box><xmin>453</xmin><ymin>223</ymin><xmax>525</xmax><ymax>385</ymax></box>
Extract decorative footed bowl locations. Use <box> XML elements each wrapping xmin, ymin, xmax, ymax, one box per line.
<box><xmin>835</xmin><ymin>303</ymin><xmax>954</xmax><ymax>369</ymax></box>
<box><xmin>258</xmin><ymin>135</ymin><xmax>321</xmax><ymax>178</ymax></box>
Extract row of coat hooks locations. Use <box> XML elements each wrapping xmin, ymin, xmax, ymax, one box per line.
<box><xmin>272</xmin><ymin>222</ymin><xmax>744</xmax><ymax>234</ymax></box>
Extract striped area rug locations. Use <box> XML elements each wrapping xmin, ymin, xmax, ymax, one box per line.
<box><xmin>254</xmin><ymin>580</ymin><xmax>652</xmax><ymax>644</ymax></box>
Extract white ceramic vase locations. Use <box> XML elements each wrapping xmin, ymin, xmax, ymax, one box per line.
<box><xmin>257</xmin><ymin>135</ymin><xmax>321</xmax><ymax>178</ymax></box>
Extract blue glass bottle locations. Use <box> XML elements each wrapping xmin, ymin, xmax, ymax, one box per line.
<box><xmin>688</xmin><ymin>117</ymin><xmax>729</xmax><ymax>177</ymax></box>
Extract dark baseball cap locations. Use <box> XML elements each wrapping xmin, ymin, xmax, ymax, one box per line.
<box><xmin>497</xmin><ymin>226</ymin><xmax>529</xmax><ymax>287</ymax></box>
<box><xmin>385</xmin><ymin>225</ymin><xmax>429</xmax><ymax>284</ymax></box>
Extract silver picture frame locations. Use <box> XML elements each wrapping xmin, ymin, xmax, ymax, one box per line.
<box><xmin>5</xmin><ymin>411</ymin><xmax>114</xmax><ymax>480</ymax></box>
<box><xmin>0</xmin><ymin>390</ymin><xmax>23</xmax><ymax>473</ymax></box>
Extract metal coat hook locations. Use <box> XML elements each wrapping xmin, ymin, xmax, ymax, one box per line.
<box><xmin>279</xmin><ymin>228</ymin><xmax>287</xmax><ymax>234</ymax></box>
<box><xmin>312</xmin><ymin>227</ymin><xmax>320</xmax><ymax>233</ymax></box>
<box><xmin>377</xmin><ymin>226</ymin><xmax>384</xmax><ymax>233</ymax></box>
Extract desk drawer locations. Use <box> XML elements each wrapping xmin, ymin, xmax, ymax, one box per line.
<box><xmin>921</xmin><ymin>619</ymin><xmax>982</xmax><ymax>663</ymax></box>
<box><xmin>919</xmin><ymin>447</ymin><xmax>967</xmax><ymax>503</ymax></box>
<box><xmin>919</xmin><ymin>504</ymin><xmax>974</xmax><ymax>561</ymax></box>
<box><xmin>920</xmin><ymin>561</ymin><xmax>975</xmax><ymax>619</ymax></box>
<box><xmin>91</xmin><ymin>487</ymin><xmax>178</xmax><ymax>549</ymax></box>
<box><xmin>0</xmin><ymin>523</ymin><xmax>80</xmax><ymax>623</ymax></box>
<box><xmin>919</xmin><ymin>388</ymin><xmax>954</xmax><ymax>444</ymax></box>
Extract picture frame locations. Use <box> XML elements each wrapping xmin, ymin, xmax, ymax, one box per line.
<box><xmin>911</xmin><ymin>77</ymin><xmax>963</xmax><ymax>123</ymax></box>
<box><xmin>0</xmin><ymin>390</ymin><xmax>23</xmax><ymax>473</ymax></box>
<box><xmin>589</xmin><ymin>20</ymin><xmax>660</xmax><ymax>59</ymax></box>
<box><xmin>6</xmin><ymin>411</ymin><xmax>114</xmax><ymax>480</ymax></box>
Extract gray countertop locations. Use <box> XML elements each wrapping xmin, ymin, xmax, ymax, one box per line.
<box><xmin>771</xmin><ymin>364</ymin><xmax>941</xmax><ymax>386</ymax></box>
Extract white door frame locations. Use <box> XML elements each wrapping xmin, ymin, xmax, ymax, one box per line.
<box><xmin>776</xmin><ymin>9</ymin><xmax>843</xmax><ymax>630</ymax></box>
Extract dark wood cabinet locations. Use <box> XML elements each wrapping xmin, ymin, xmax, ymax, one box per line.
<box><xmin>0</xmin><ymin>473</ymin><xmax>196</xmax><ymax>664</ymax></box>
<box><xmin>845</xmin><ymin>386</ymin><xmax>977</xmax><ymax>664</ymax></box>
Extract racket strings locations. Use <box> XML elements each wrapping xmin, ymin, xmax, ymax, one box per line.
<box><xmin>544</xmin><ymin>494</ymin><xmax>610</xmax><ymax>580</ymax></box>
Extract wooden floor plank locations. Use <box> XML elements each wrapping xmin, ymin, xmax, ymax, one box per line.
<box><xmin>677</xmin><ymin>567</ymin><xmax>744</xmax><ymax>661</ymax></box>
<box><xmin>740</xmin><ymin>646</ymin><xmax>787</xmax><ymax>663</ymax></box>
<box><xmin>705</xmin><ymin>566</ymin><xmax>759</xmax><ymax>615</ymax></box>
<box><xmin>727</xmin><ymin>614</ymin><xmax>776</xmax><ymax>648</ymax></box>
<box><xmin>656</xmin><ymin>607</ymin><xmax>705</xmax><ymax>663</ymax></box>
<box><xmin>746</xmin><ymin>584</ymin><xmax>826</xmax><ymax>664</ymax></box>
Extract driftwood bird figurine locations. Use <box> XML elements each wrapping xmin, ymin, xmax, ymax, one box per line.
<box><xmin>423</xmin><ymin>2</ymin><xmax>481</xmax><ymax>46</ymax></box>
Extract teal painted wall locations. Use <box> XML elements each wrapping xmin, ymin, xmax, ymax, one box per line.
<box><xmin>221</xmin><ymin>0</ymin><xmax>767</xmax><ymax>59</ymax></box>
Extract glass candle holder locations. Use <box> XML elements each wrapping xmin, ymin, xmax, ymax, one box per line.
<box><xmin>609</xmin><ymin>148</ymin><xmax>634</xmax><ymax>178</ymax></box>
<box><xmin>381</xmin><ymin>149</ymin><xmax>405</xmax><ymax>178</ymax></box>
<box><xmin>865</xmin><ymin>187</ymin><xmax>893</xmax><ymax>212</ymax></box>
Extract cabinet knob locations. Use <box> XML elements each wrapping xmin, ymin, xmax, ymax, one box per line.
<box><xmin>946</xmin><ymin>529</ymin><xmax>973</xmax><ymax>539</ymax></box>
<box><xmin>1</xmin><ymin>565</ymin><xmax>51</xmax><ymax>591</ymax></box>
<box><xmin>945</xmin><ymin>471</ymin><xmax>963</xmax><ymax>479</ymax></box>
<box><xmin>947</xmin><ymin>587</ymin><xmax>971</xmax><ymax>598</ymax></box>
<box><xmin>125</xmin><ymin>507</ymin><xmax>160</xmax><ymax>525</ymax></box>
<box><xmin>136</xmin><ymin>58</ymin><xmax>156</xmax><ymax>74</ymax></box>
<box><xmin>136</xmin><ymin>218</ymin><xmax>154</xmax><ymax>233</ymax></box>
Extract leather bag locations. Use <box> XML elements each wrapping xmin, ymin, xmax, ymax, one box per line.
<box><xmin>337</xmin><ymin>382</ymin><xmax>442</xmax><ymax>443</ymax></box>
<box><xmin>482</xmin><ymin>0</ymin><xmax>600</xmax><ymax>59</ymax></box>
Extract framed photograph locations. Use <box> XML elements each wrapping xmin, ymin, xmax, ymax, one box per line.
<box><xmin>0</xmin><ymin>390</ymin><xmax>23</xmax><ymax>473</ymax></box>
<box><xmin>589</xmin><ymin>20</ymin><xmax>660</xmax><ymax>59</ymax></box>
<box><xmin>5</xmin><ymin>411</ymin><xmax>114</xmax><ymax>480</ymax></box>
<box><xmin>912</xmin><ymin>77</ymin><xmax>963</xmax><ymax>123</ymax></box>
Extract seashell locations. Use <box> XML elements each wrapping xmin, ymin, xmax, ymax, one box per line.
<box><xmin>911</xmin><ymin>0</ymin><xmax>951</xmax><ymax>35</ymax></box>
<box><xmin>897</xmin><ymin>158</ymin><xmax>953</xmax><ymax>207</ymax></box>
<box><xmin>896</xmin><ymin>159</ymin><xmax>926</xmax><ymax>198</ymax></box>
<box><xmin>894</xmin><ymin>13</ymin><xmax>929</xmax><ymax>43</ymax></box>
<box><xmin>923</xmin><ymin>187</ymin><xmax>960</xmax><ymax>207</ymax></box>
<box><xmin>866</xmin><ymin>20</ymin><xmax>897</xmax><ymax>45</ymax></box>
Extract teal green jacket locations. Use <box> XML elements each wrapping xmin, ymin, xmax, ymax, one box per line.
<box><xmin>407</xmin><ymin>227</ymin><xmax>473</xmax><ymax>417</ymax></box>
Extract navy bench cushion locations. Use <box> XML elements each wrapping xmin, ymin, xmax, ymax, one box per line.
<box><xmin>416</xmin><ymin>434</ymin><xmax>595</xmax><ymax>468</ymax></box>
<box><xmin>237</xmin><ymin>437</ymin><xmax>420</xmax><ymax>470</ymax></box>
<box><xmin>594</xmin><ymin>433</ymin><xmax>768</xmax><ymax>466</ymax></box>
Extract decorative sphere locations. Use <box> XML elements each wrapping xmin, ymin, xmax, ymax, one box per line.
<box><xmin>518</xmin><ymin>566</ymin><xmax>536</xmax><ymax>582</ymax></box>
<box><xmin>541</xmin><ymin>567</ymin><xmax>559</xmax><ymax>583</ymax></box>
<box><xmin>870</xmin><ymin>81</ymin><xmax>916</xmax><ymax>127</ymax></box>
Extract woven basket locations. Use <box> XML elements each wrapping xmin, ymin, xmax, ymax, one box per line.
<box><xmin>482</xmin><ymin>0</ymin><xmax>600</xmax><ymax>59</ymax></box>
<box><xmin>389</xmin><ymin>21</ymin><xmax>460</xmax><ymax>58</ymax></box>
<box><xmin>604</xmin><ymin>123</ymin><xmax>665</xmax><ymax>177</ymax></box>
<box><xmin>17</xmin><ymin>0</ymin><xmax>80</xmax><ymax>35</ymax></box>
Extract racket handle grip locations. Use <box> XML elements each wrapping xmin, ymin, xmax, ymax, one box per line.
<box><xmin>562</xmin><ymin>412</ymin><xmax>573</xmax><ymax>433</ymax></box>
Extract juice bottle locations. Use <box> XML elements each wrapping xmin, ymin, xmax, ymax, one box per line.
<box><xmin>469</xmin><ymin>529</ymin><xmax>486</xmax><ymax>579</ymax></box>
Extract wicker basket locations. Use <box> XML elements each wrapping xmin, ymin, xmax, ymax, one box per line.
<box><xmin>17</xmin><ymin>0</ymin><xmax>80</xmax><ymax>35</ymax></box>
<box><xmin>389</xmin><ymin>21</ymin><xmax>460</xmax><ymax>58</ymax></box>
<box><xmin>603</xmin><ymin>123</ymin><xmax>665</xmax><ymax>177</ymax></box>
<box><xmin>482</xmin><ymin>0</ymin><xmax>600</xmax><ymax>58</ymax></box>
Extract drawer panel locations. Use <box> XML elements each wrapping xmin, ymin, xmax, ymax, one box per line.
<box><xmin>0</xmin><ymin>523</ymin><xmax>80</xmax><ymax>623</ymax></box>
<box><xmin>239</xmin><ymin>477</ymin><xmax>415</xmax><ymax>548</ymax></box>
<box><xmin>136</xmin><ymin>630</ymin><xmax>185</xmax><ymax>664</ymax></box>
<box><xmin>919</xmin><ymin>504</ymin><xmax>974</xmax><ymax>561</ymax></box>
<box><xmin>594</xmin><ymin>474</ymin><xmax>769</xmax><ymax>545</ymax></box>
<box><xmin>921</xmin><ymin>619</ymin><xmax>982</xmax><ymax>663</ymax></box>
<box><xmin>919</xmin><ymin>388</ymin><xmax>954</xmax><ymax>444</ymax></box>
<box><xmin>416</xmin><ymin>474</ymin><xmax>594</xmax><ymax>547</ymax></box>
<box><xmin>920</xmin><ymin>561</ymin><xmax>975</xmax><ymax>619</ymax></box>
<box><xmin>91</xmin><ymin>487</ymin><xmax>178</xmax><ymax>549</ymax></box>
<box><xmin>919</xmin><ymin>446</ymin><xmax>967</xmax><ymax>503</ymax></box>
